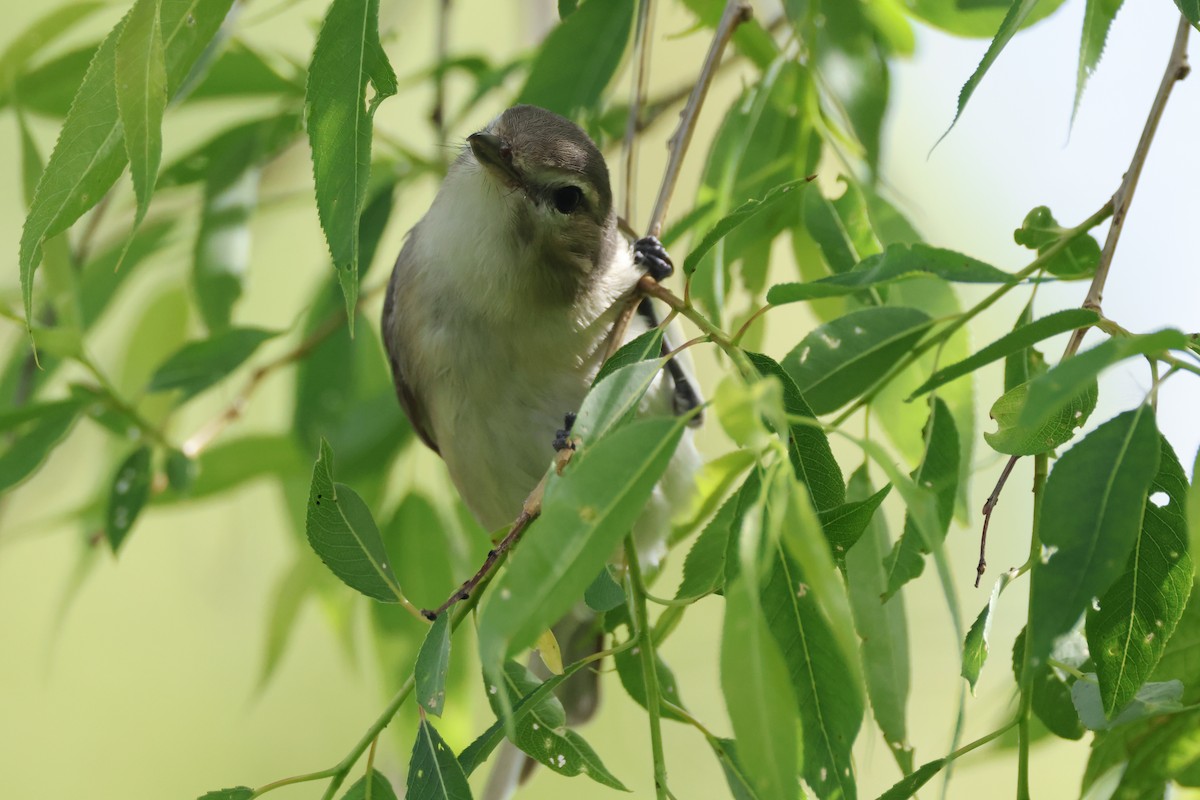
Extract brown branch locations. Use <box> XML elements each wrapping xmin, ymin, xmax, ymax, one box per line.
<box><xmin>1062</xmin><ymin>15</ymin><xmax>1191</xmax><ymax>359</ymax></box>
<box><xmin>976</xmin><ymin>455</ymin><xmax>1019</xmax><ymax>587</ymax></box>
<box><xmin>431</xmin><ymin>0</ymin><xmax>451</xmax><ymax>169</ymax></box>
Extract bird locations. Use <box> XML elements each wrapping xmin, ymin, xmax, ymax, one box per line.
<box><xmin>380</xmin><ymin>104</ymin><xmax>702</xmax><ymax>797</ymax></box>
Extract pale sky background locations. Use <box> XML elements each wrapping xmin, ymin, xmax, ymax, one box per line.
<box><xmin>0</xmin><ymin>1</ymin><xmax>1197</xmax><ymax>799</ymax></box>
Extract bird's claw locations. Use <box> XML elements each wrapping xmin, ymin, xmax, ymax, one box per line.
<box><xmin>552</xmin><ymin>411</ymin><xmax>577</xmax><ymax>452</ymax></box>
<box><xmin>633</xmin><ymin>236</ymin><xmax>673</xmax><ymax>281</ymax></box>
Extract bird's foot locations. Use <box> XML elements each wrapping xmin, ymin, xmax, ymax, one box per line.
<box><xmin>633</xmin><ymin>236</ymin><xmax>673</xmax><ymax>281</ymax></box>
<box><xmin>552</xmin><ymin>411</ymin><xmax>577</xmax><ymax>452</ymax></box>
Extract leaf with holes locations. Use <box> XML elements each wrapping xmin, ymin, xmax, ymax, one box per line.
<box><xmin>342</xmin><ymin>769</ymin><xmax>398</xmax><ymax>800</ymax></box>
<box><xmin>984</xmin><ymin>378</ymin><xmax>1097</xmax><ymax>456</ymax></box>
<box><xmin>305</xmin><ymin>439</ymin><xmax>404</xmax><ymax>603</ymax></box>
<box><xmin>406</xmin><ymin>718</ymin><xmax>471</xmax><ymax>800</ymax></box>
<box><xmin>106</xmin><ymin>445</ymin><xmax>153</xmax><ymax>552</ymax></box>
<box><xmin>415</xmin><ymin>613</ymin><xmax>452</xmax><ymax>716</ymax></box>
<box><xmin>1088</xmin><ymin>436</ymin><xmax>1193</xmax><ymax>715</ymax></box>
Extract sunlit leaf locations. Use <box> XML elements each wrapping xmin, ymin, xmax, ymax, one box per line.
<box><xmin>415</xmin><ymin>614</ymin><xmax>452</xmax><ymax>717</ymax></box>
<box><xmin>1088</xmin><ymin>436</ymin><xmax>1193</xmax><ymax>715</ymax></box>
<box><xmin>573</xmin><ymin>357</ymin><xmax>668</xmax><ymax>444</ymax></box>
<box><xmin>984</xmin><ymin>378</ymin><xmax>1097</xmax><ymax>456</ymax></box>
<box><xmin>782</xmin><ymin>306</ymin><xmax>933</xmax><ymax>415</ymax></box>
<box><xmin>684</xmin><ymin>179</ymin><xmax>811</xmax><ymax>275</ymax></box>
<box><xmin>1026</xmin><ymin>406</ymin><xmax>1161</xmax><ymax>674</ymax></box>
<box><xmin>819</xmin><ymin>483</ymin><xmax>891</xmax><ymax>562</ymax></box>
<box><xmin>517</xmin><ymin>0</ymin><xmax>633</xmax><ymax>115</ymax></box>
<box><xmin>305</xmin><ymin>439</ymin><xmax>404</xmax><ymax>603</ymax></box>
<box><xmin>115</xmin><ymin>0</ymin><xmax>167</xmax><ymax>232</ymax></box>
<box><xmin>19</xmin><ymin>0</ymin><xmax>236</xmax><ymax>327</ymax></box>
<box><xmin>593</xmin><ymin>328</ymin><xmax>663</xmax><ymax>385</ymax></box>
<box><xmin>305</xmin><ymin>0</ymin><xmax>396</xmax><ymax>326</ymax></box>
<box><xmin>146</xmin><ymin>328</ymin><xmax>277</xmax><ymax>401</ymax></box>
<box><xmin>407</xmin><ymin>718</ymin><xmax>471</xmax><ymax>799</ymax></box>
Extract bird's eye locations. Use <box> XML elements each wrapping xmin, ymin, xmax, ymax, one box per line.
<box><xmin>552</xmin><ymin>186</ymin><xmax>583</xmax><ymax>214</ymax></box>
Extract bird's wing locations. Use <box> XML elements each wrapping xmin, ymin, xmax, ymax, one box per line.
<box><xmin>381</xmin><ymin>243</ymin><xmax>440</xmax><ymax>454</ymax></box>
<box><xmin>635</xmin><ymin>297</ymin><xmax>704</xmax><ymax>426</ymax></box>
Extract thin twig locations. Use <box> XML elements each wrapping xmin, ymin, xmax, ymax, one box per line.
<box><xmin>431</xmin><ymin>0</ymin><xmax>451</xmax><ymax>170</ymax></box>
<box><xmin>181</xmin><ymin>282</ymin><xmax>387</xmax><ymax>457</ymax></box>
<box><xmin>976</xmin><ymin>455</ymin><xmax>1019</xmax><ymax>587</ymax></box>
<box><xmin>623</xmin><ymin>0</ymin><xmax>656</xmax><ymax>224</ymax></box>
<box><xmin>1062</xmin><ymin>15</ymin><xmax>1191</xmax><ymax>359</ymax></box>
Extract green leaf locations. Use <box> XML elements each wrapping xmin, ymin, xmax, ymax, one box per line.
<box><xmin>185</xmin><ymin>40</ymin><xmax>304</xmax><ymax>101</ymax></box>
<box><xmin>415</xmin><ymin>614</ymin><xmax>452</xmax><ymax>717</ymax></box>
<box><xmin>910</xmin><ymin>309</ymin><xmax>1099</xmax><ymax>398</ymax></box>
<box><xmin>1018</xmin><ymin>330</ymin><xmax>1188</xmax><ymax>433</ymax></box>
<box><xmin>984</xmin><ymin>378</ymin><xmax>1097</xmax><ymax>456</ymax></box>
<box><xmin>517</xmin><ymin>0</ymin><xmax>634</xmax><ymax>115</ymax></box>
<box><xmin>722</xmin><ymin>573</ymin><xmax>800</xmax><ymax>800</ymax></box>
<box><xmin>1088</xmin><ymin>436</ymin><xmax>1193</xmax><ymax>715</ymax></box>
<box><xmin>748</xmin><ymin>352</ymin><xmax>845</xmax><ymax>510</ymax></box>
<box><xmin>259</xmin><ymin>556</ymin><xmax>314</xmax><ymax>688</ymax></box>
<box><xmin>1177</xmin><ymin>0</ymin><xmax>1200</xmax><ymax>28</ymax></box>
<box><xmin>558</xmin><ymin>0</ymin><xmax>579</xmax><ymax>17</ymax></box>
<box><xmin>1071</xmin><ymin>675</ymin><xmax>1183</xmax><ymax>731</ymax></box>
<box><xmin>115</xmin><ymin>0</ymin><xmax>167</xmax><ymax>231</ymax></box>
<box><xmin>675</xmin><ymin>480</ymin><xmax>745</xmax><ymax>600</ymax></box>
<box><xmin>782</xmin><ymin>306</ymin><xmax>933</xmax><ymax>415</ymax></box>
<box><xmin>197</xmin><ymin>789</ymin><xmax>253</xmax><ymax>800</ymax></box>
<box><xmin>819</xmin><ymin>484</ymin><xmax>891</xmax><ymax>562</ymax></box>
<box><xmin>305</xmin><ymin>439</ymin><xmax>404</xmax><ymax>603</ymax></box>
<box><xmin>709</xmin><ymin>738</ymin><xmax>762</xmax><ymax>800</ymax></box>
<box><xmin>875</xmin><ymin>758</ymin><xmax>946</xmax><ymax>800</ymax></box>
<box><xmin>407</xmin><ymin>718</ymin><xmax>472</xmax><ymax>800</ymax></box>
<box><xmin>962</xmin><ymin>576</ymin><xmax>1007</xmax><ymax>692</ymax></box>
<box><xmin>813</xmin><ymin>3</ymin><xmax>890</xmax><ymax>174</ymax></box>
<box><xmin>882</xmin><ymin>398</ymin><xmax>961</xmax><ymax>598</ymax></box>
<box><xmin>1013</xmin><ymin>206</ymin><xmax>1102</xmax><ymax>278</ymax></box>
<box><xmin>594</xmin><ymin>328</ymin><xmax>663</xmax><ymax>385</ymax></box>
<box><xmin>341</xmin><ymin>769</ymin><xmax>398</xmax><ymax>800</ymax></box>
<box><xmin>574</xmin><ymin>357</ymin><xmax>668</xmax><ymax>444</ymax></box>
<box><xmin>478</xmin><ymin>415</ymin><xmax>685</xmax><ymax>674</ymax></box>
<box><xmin>305</xmin><ymin>0</ymin><xmax>397</xmax><ymax>327</ymax></box>
<box><xmin>18</xmin><ymin>0</ymin><xmax>236</xmax><ymax>327</ymax></box>
<box><xmin>0</xmin><ymin>398</ymin><xmax>83</xmax><ymax>493</ymax></box>
<box><xmin>802</xmin><ymin>187</ymin><xmax>860</xmax><ymax>276</ymax></box>
<box><xmin>768</xmin><ymin>243</ymin><xmax>1015</xmax><ymax>304</ymax></box>
<box><xmin>1191</xmin><ymin>448</ymin><xmax>1200</xmax><ymax>580</ymax></box>
<box><xmin>0</xmin><ymin>3</ymin><xmax>105</xmax><ymax>87</ymax></box>
<box><xmin>684</xmin><ymin>179</ymin><xmax>811</xmax><ymax>276</ymax></box>
<box><xmin>105</xmin><ymin>445</ymin><xmax>153</xmax><ymax>552</ymax></box>
<box><xmin>844</xmin><ymin>467</ymin><xmax>912</xmax><ymax>768</ymax></box>
<box><xmin>169</xmin><ymin>434</ymin><xmax>304</xmax><ymax>502</ymax></box>
<box><xmin>583</xmin><ymin>566</ymin><xmax>624</xmax><ymax>612</ymax></box>
<box><xmin>146</xmin><ymin>328</ymin><xmax>276</xmax><ymax>401</ymax></box>
<box><xmin>606</xmin><ymin>604</ymin><xmax>688</xmax><ymax>722</ymax></box>
<box><xmin>485</xmin><ymin>661</ymin><xmax>627</xmax><ymax>789</ymax></box>
<box><xmin>1012</xmin><ymin>627</ymin><xmax>1086</xmax><ymax>740</ymax></box>
<box><xmin>1026</xmin><ymin>406</ymin><xmax>1161</xmax><ymax>674</ymax></box>
<box><xmin>938</xmin><ymin>0</ymin><xmax>1042</xmax><ymax>142</ymax></box>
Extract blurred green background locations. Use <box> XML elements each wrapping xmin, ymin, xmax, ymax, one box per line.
<box><xmin>1</xmin><ymin>1</ymin><xmax>1198</xmax><ymax>798</ymax></box>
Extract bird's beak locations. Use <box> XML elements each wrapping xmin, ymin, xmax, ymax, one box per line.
<box><xmin>468</xmin><ymin>132</ymin><xmax>522</xmax><ymax>187</ymax></box>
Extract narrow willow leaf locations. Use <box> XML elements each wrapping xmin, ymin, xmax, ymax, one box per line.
<box><xmin>573</xmin><ymin>357</ymin><xmax>667</xmax><ymax>444</ymax></box>
<box><xmin>876</xmin><ymin>758</ymin><xmax>945</xmax><ymax>800</ymax></box>
<box><xmin>1012</xmin><ymin>627</ymin><xmax>1085</xmax><ymax>740</ymax></box>
<box><xmin>19</xmin><ymin>0</ymin><xmax>235</xmax><ymax>326</ymax></box>
<box><xmin>0</xmin><ymin>2</ymin><xmax>105</xmax><ymax>87</ymax></box>
<box><xmin>1026</xmin><ymin>406</ymin><xmax>1161</xmax><ymax>673</ymax></box>
<box><xmin>710</xmin><ymin>738</ymin><xmax>762</xmax><ymax>800</ymax></box>
<box><xmin>306</xmin><ymin>0</ymin><xmax>397</xmax><ymax>326</ymax></box>
<box><xmin>962</xmin><ymin>576</ymin><xmax>1008</xmax><ymax>692</ymax></box>
<box><xmin>1013</xmin><ymin>206</ymin><xmax>1101</xmax><ymax>278</ymax></box>
<box><xmin>105</xmin><ymin>445</ymin><xmax>153</xmax><ymax>552</ymax></box>
<box><xmin>683</xmin><ymin>178</ymin><xmax>811</xmax><ymax>276</ymax></box>
<box><xmin>1018</xmin><ymin>330</ymin><xmax>1189</xmax><ymax>433</ymax></box>
<box><xmin>680</xmin><ymin>0</ymin><xmax>779</xmax><ymax>69</ymax></box>
<box><xmin>583</xmin><ymin>566</ymin><xmax>624</xmax><ymax>612</ymax></box>
<box><xmin>415</xmin><ymin>614</ymin><xmax>452</xmax><ymax>716</ymax></box>
<box><xmin>675</xmin><ymin>480</ymin><xmax>745</xmax><ymax>599</ymax></box>
<box><xmin>1110</xmin><ymin>708</ymin><xmax>1200</xmax><ymax>795</ymax></box>
<box><xmin>819</xmin><ymin>484</ymin><xmax>891</xmax><ymax>561</ymax></box>
<box><xmin>146</xmin><ymin>327</ymin><xmax>276</xmax><ymax>401</ymax></box>
<box><xmin>984</xmin><ymin>378</ymin><xmax>1097</xmax><ymax>456</ymax></box>
<box><xmin>1004</xmin><ymin>302</ymin><xmax>1037</xmax><ymax>392</ymax></box>
<box><xmin>1190</xmin><ymin>448</ymin><xmax>1200</xmax><ymax>574</ymax></box>
<box><xmin>768</xmin><ymin>243</ymin><xmax>1014</xmax><ymax>305</ymax></box>
<box><xmin>1</xmin><ymin>44</ymin><xmax>96</xmax><ymax>118</ymax></box>
<box><xmin>185</xmin><ymin>41</ymin><xmax>304</xmax><ymax>101</ymax></box>
<box><xmin>1071</xmin><ymin>675</ymin><xmax>1183</xmax><ymax>731</ymax></box>
<box><xmin>722</xmin><ymin>574</ymin><xmax>800</xmax><ymax>800</ymax></box>
<box><xmin>844</xmin><ymin>468</ymin><xmax>912</xmax><ymax>769</ymax></box>
<box><xmin>171</xmin><ymin>434</ymin><xmax>304</xmax><ymax>502</ymax></box>
<box><xmin>197</xmin><ymin>789</ymin><xmax>253</xmax><ymax>800</ymax></box>
<box><xmin>802</xmin><ymin>187</ymin><xmax>859</xmax><ymax>275</ymax></box>
<box><xmin>593</xmin><ymin>328</ymin><xmax>663</xmax><ymax>385</ymax></box>
<box><xmin>911</xmin><ymin>309</ymin><xmax>1098</xmax><ymax>398</ymax></box>
<box><xmin>518</xmin><ymin>0</ymin><xmax>634</xmax><ymax>115</ymax></box>
<box><xmin>115</xmin><ymin>0</ymin><xmax>167</xmax><ymax>230</ymax></box>
<box><xmin>485</xmin><ymin>661</ymin><xmax>627</xmax><ymax>789</ymax></box>
<box><xmin>883</xmin><ymin>398</ymin><xmax>960</xmax><ymax>599</ymax></box>
<box><xmin>458</xmin><ymin>652</ymin><xmax>600</xmax><ymax>775</ymax></box>
<box><xmin>782</xmin><ymin>306</ymin><xmax>933</xmax><ymax>415</ymax></box>
<box><xmin>259</xmin><ymin>556</ymin><xmax>313</xmax><ymax>688</ymax></box>
<box><xmin>0</xmin><ymin>398</ymin><xmax>83</xmax><ymax>493</ymax></box>
<box><xmin>671</xmin><ymin>448</ymin><xmax>757</xmax><ymax>542</ymax></box>
<box><xmin>938</xmin><ymin>0</ymin><xmax>1041</xmax><ymax>143</ymax></box>
<box><xmin>1074</xmin><ymin>0</ymin><xmax>1126</xmax><ymax>119</ymax></box>
<box><xmin>477</xmin><ymin>416</ymin><xmax>686</xmax><ymax>675</ymax></box>
<box><xmin>341</xmin><ymin>769</ymin><xmax>399</xmax><ymax>800</ymax></box>
<box><xmin>1177</xmin><ymin>0</ymin><xmax>1200</xmax><ymax>28</ymax></box>
<box><xmin>748</xmin><ymin>352</ymin><xmax>845</xmax><ymax>510</ymax></box>
<box><xmin>305</xmin><ymin>439</ymin><xmax>404</xmax><ymax>603</ymax></box>
<box><xmin>407</xmin><ymin>718</ymin><xmax>472</xmax><ymax>800</ymax></box>
<box><xmin>1088</xmin><ymin>436</ymin><xmax>1193</xmax><ymax>715</ymax></box>
<box><xmin>760</xmin><ymin>545</ymin><xmax>860</xmax><ymax>800</ymax></box>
